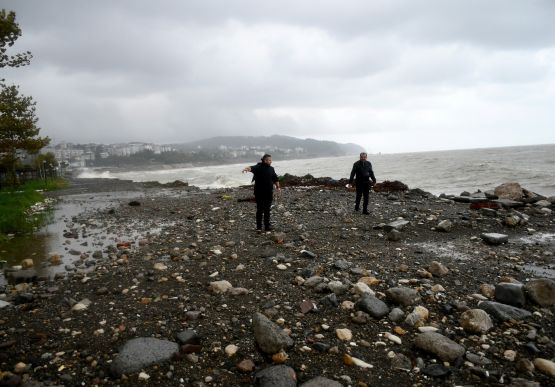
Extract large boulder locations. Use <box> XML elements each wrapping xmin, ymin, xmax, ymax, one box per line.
<box><xmin>495</xmin><ymin>283</ymin><xmax>526</xmax><ymax>307</ymax></box>
<box><xmin>494</xmin><ymin>182</ymin><xmax>524</xmax><ymax>201</ymax></box>
<box><xmin>525</xmin><ymin>278</ymin><xmax>555</xmax><ymax>306</ymax></box>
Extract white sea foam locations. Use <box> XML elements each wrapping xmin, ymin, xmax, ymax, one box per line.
<box><xmin>75</xmin><ymin>144</ymin><xmax>555</xmax><ymax>196</ymax></box>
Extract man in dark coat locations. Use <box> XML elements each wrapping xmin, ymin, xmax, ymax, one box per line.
<box><xmin>242</xmin><ymin>154</ymin><xmax>280</xmax><ymax>231</ymax></box>
<box><xmin>348</xmin><ymin>152</ymin><xmax>376</xmax><ymax>214</ymax></box>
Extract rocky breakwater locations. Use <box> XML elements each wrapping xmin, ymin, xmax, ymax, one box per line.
<box><xmin>0</xmin><ymin>178</ymin><xmax>553</xmax><ymax>386</ymax></box>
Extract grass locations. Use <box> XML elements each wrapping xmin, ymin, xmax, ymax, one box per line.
<box><xmin>0</xmin><ymin>177</ymin><xmax>67</xmax><ymax>236</ymax></box>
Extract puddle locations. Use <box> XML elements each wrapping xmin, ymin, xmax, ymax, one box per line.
<box><xmin>412</xmin><ymin>241</ymin><xmax>475</xmax><ymax>261</ymax></box>
<box><xmin>0</xmin><ymin>191</ymin><xmax>166</xmax><ymax>284</ymax></box>
<box><xmin>522</xmin><ymin>264</ymin><xmax>555</xmax><ymax>279</ymax></box>
<box><xmin>518</xmin><ymin>232</ymin><xmax>555</xmax><ymax>247</ymax></box>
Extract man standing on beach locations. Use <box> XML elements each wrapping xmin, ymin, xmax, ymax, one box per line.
<box><xmin>347</xmin><ymin>152</ymin><xmax>376</xmax><ymax>214</ymax></box>
<box><xmin>242</xmin><ymin>154</ymin><xmax>280</xmax><ymax>231</ymax></box>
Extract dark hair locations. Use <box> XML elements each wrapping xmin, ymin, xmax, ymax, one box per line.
<box><xmin>261</xmin><ymin>154</ymin><xmax>272</xmax><ymax>161</ymax></box>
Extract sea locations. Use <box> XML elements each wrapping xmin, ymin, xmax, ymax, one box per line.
<box><xmin>77</xmin><ymin>144</ymin><xmax>555</xmax><ymax>197</ymax></box>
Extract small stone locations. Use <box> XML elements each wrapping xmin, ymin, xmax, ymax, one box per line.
<box><xmin>237</xmin><ymin>359</ymin><xmax>255</xmax><ymax>372</ymax></box>
<box><xmin>533</xmin><ymin>358</ymin><xmax>555</xmax><ymax>377</ymax></box>
<box><xmin>481</xmin><ymin>233</ymin><xmax>509</xmax><ymax>245</ymax></box>
<box><xmin>504</xmin><ymin>350</ymin><xmax>517</xmax><ymax>361</ymax></box>
<box><xmin>436</xmin><ymin>219</ymin><xmax>453</xmax><ymax>232</ymax></box>
<box><xmin>460</xmin><ymin>309</ymin><xmax>494</xmax><ymax>333</ymax></box>
<box><xmin>14</xmin><ymin>362</ymin><xmax>27</xmax><ymax>373</ymax></box>
<box><xmin>153</xmin><ymin>262</ymin><xmax>167</xmax><ymax>271</ymax></box>
<box><xmin>225</xmin><ymin>344</ymin><xmax>238</xmax><ymax>357</ymax></box>
<box><xmin>384</xmin><ymin>332</ymin><xmax>402</xmax><ymax>345</ymax></box>
<box><xmin>209</xmin><ymin>280</ymin><xmax>233</xmax><ymax>294</ymax></box>
<box><xmin>480</xmin><ymin>284</ymin><xmax>496</xmax><ymax>298</ymax></box>
<box><xmin>428</xmin><ymin>261</ymin><xmax>449</xmax><ymax>277</ymax></box>
<box><xmin>336</xmin><ymin>328</ymin><xmax>352</xmax><ymax>341</ymax></box>
<box><xmin>300</xmin><ymin>300</ymin><xmax>317</xmax><ymax>314</ymax></box>
<box><xmin>138</xmin><ymin>372</ymin><xmax>150</xmax><ymax>380</ymax></box>
<box><xmin>272</xmin><ymin>350</ymin><xmax>289</xmax><ymax>364</ymax></box>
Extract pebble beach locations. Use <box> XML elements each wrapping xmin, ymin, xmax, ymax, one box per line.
<box><xmin>0</xmin><ymin>177</ymin><xmax>554</xmax><ymax>386</ymax></box>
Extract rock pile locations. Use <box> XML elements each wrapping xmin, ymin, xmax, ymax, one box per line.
<box><xmin>0</xmin><ymin>178</ymin><xmax>553</xmax><ymax>386</ymax></box>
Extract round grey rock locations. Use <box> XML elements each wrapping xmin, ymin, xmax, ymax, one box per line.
<box><xmin>110</xmin><ymin>337</ymin><xmax>179</xmax><ymax>377</ymax></box>
<box><xmin>255</xmin><ymin>365</ymin><xmax>296</xmax><ymax>387</ymax></box>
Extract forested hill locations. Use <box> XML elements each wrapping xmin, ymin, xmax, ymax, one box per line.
<box><xmin>84</xmin><ymin>135</ymin><xmax>364</xmax><ymax>167</ymax></box>
<box><xmin>172</xmin><ymin>135</ymin><xmax>364</xmax><ymax>157</ymax></box>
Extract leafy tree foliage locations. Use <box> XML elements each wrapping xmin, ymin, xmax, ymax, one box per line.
<box><xmin>33</xmin><ymin>151</ymin><xmax>58</xmax><ymax>169</ymax></box>
<box><xmin>0</xmin><ymin>85</ymin><xmax>50</xmax><ymax>184</ymax></box>
<box><xmin>0</xmin><ymin>9</ymin><xmax>32</xmax><ymax>70</ymax></box>
<box><xmin>0</xmin><ymin>10</ymin><xmax>49</xmax><ymax>186</ymax></box>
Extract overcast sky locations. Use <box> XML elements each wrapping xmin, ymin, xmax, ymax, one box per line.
<box><xmin>3</xmin><ymin>0</ymin><xmax>555</xmax><ymax>153</ymax></box>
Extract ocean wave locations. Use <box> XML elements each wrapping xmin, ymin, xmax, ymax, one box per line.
<box><xmin>76</xmin><ymin>169</ymin><xmax>116</xmax><ymax>179</ymax></box>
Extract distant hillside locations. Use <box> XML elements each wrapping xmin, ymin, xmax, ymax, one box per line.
<box><xmin>173</xmin><ymin>135</ymin><xmax>364</xmax><ymax>158</ymax></box>
<box><xmin>86</xmin><ymin>135</ymin><xmax>364</xmax><ymax>168</ymax></box>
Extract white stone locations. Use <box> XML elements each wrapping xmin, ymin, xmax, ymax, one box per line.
<box><xmin>534</xmin><ymin>358</ymin><xmax>555</xmax><ymax>377</ymax></box>
<box><xmin>138</xmin><ymin>372</ymin><xmax>150</xmax><ymax>380</ymax></box>
<box><xmin>276</xmin><ymin>264</ymin><xmax>287</xmax><ymax>270</ymax></box>
<box><xmin>350</xmin><ymin>356</ymin><xmax>373</xmax><ymax>368</ymax></box>
<box><xmin>336</xmin><ymin>328</ymin><xmax>352</xmax><ymax>341</ymax></box>
<box><xmin>153</xmin><ymin>262</ymin><xmax>167</xmax><ymax>271</ymax></box>
<box><xmin>225</xmin><ymin>344</ymin><xmax>239</xmax><ymax>357</ymax></box>
<box><xmin>72</xmin><ymin>298</ymin><xmax>91</xmax><ymax>311</ymax></box>
<box><xmin>504</xmin><ymin>350</ymin><xmax>516</xmax><ymax>361</ymax></box>
<box><xmin>352</xmin><ymin>282</ymin><xmax>375</xmax><ymax>296</ymax></box>
<box><xmin>14</xmin><ymin>362</ymin><xmax>27</xmax><ymax>373</ymax></box>
<box><xmin>208</xmin><ymin>280</ymin><xmax>233</xmax><ymax>294</ymax></box>
<box><xmin>384</xmin><ymin>332</ymin><xmax>402</xmax><ymax>345</ymax></box>
<box><xmin>341</xmin><ymin>301</ymin><xmax>355</xmax><ymax>310</ymax></box>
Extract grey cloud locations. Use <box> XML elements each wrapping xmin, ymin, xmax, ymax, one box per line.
<box><xmin>2</xmin><ymin>0</ymin><xmax>554</xmax><ymax>151</ymax></box>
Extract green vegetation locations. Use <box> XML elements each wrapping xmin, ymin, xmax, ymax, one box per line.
<box><xmin>1</xmin><ymin>9</ymin><xmax>50</xmax><ymax>187</ymax></box>
<box><xmin>0</xmin><ymin>178</ymin><xmax>66</xmax><ymax>238</ymax></box>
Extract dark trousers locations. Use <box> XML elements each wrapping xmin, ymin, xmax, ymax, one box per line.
<box><xmin>255</xmin><ymin>190</ymin><xmax>273</xmax><ymax>229</ymax></box>
<box><xmin>355</xmin><ymin>181</ymin><xmax>370</xmax><ymax>211</ymax></box>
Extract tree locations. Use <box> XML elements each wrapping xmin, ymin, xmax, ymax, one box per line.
<box><xmin>0</xmin><ymin>9</ymin><xmax>32</xmax><ymax>71</ymax></box>
<box><xmin>0</xmin><ymin>85</ymin><xmax>50</xmax><ymax>185</ymax></box>
<box><xmin>33</xmin><ymin>151</ymin><xmax>58</xmax><ymax>180</ymax></box>
<box><xmin>0</xmin><ymin>9</ymin><xmax>49</xmax><ymax>186</ymax></box>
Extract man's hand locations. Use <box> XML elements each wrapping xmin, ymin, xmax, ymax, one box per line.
<box><xmin>242</xmin><ymin>167</ymin><xmax>251</xmax><ymax>173</ymax></box>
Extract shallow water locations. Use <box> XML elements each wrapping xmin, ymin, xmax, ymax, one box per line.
<box><xmin>0</xmin><ymin>191</ymin><xmax>144</xmax><ymax>284</ymax></box>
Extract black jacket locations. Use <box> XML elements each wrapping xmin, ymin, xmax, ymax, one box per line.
<box><xmin>349</xmin><ymin>160</ymin><xmax>376</xmax><ymax>184</ymax></box>
<box><xmin>250</xmin><ymin>162</ymin><xmax>278</xmax><ymax>193</ymax></box>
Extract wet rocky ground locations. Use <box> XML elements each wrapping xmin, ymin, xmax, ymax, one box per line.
<box><xmin>0</xmin><ymin>178</ymin><xmax>554</xmax><ymax>386</ymax></box>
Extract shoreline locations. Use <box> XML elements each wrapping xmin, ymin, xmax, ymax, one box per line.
<box><xmin>0</xmin><ymin>178</ymin><xmax>553</xmax><ymax>385</ymax></box>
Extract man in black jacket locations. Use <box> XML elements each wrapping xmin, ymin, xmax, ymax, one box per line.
<box><xmin>348</xmin><ymin>152</ymin><xmax>376</xmax><ymax>215</ymax></box>
<box><xmin>242</xmin><ymin>154</ymin><xmax>280</xmax><ymax>231</ymax></box>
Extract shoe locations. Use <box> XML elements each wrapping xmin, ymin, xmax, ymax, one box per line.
<box><xmin>354</xmin><ymin>207</ymin><xmax>360</xmax><ymax>212</ymax></box>
<box><xmin>362</xmin><ymin>210</ymin><xmax>370</xmax><ymax>215</ymax></box>
<box><xmin>265</xmin><ymin>226</ymin><xmax>273</xmax><ymax>231</ymax></box>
